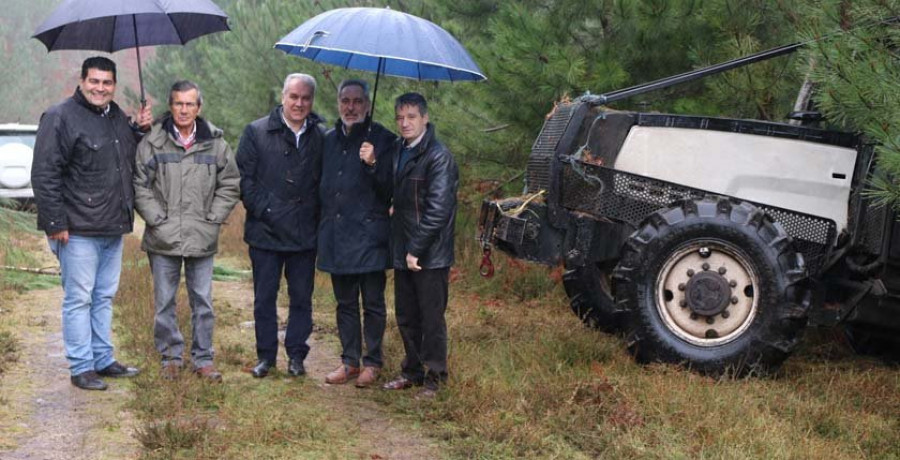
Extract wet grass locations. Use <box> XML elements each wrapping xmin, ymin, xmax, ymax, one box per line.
<box><xmin>100</xmin><ymin>184</ymin><xmax>900</xmax><ymax>458</ymax></box>
<box><xmin>0</xmin><ymin>207</ymin><xmax>50</xmax><ymax>376</ymax></box>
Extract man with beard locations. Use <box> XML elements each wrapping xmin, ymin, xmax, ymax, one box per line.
<box><xmin>319</xmin><ymin>80</ymin><xmax>396</xmax><ymax>388</ymax></box>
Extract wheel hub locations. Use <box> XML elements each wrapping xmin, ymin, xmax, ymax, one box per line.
<box><xmin>656</xmin><ymin>241</ymin><xmax>759</xmax><ymax>347</ymax></box>
<box><xmin>685</xmin><ymin>271</ymin><xmax>731</xmax><ymax>316</ymax></box>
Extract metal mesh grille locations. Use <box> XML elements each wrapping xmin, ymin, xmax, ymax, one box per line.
<box><xmin>526</xmin><ymin>103</ymin><xmax>578</xmax><ymax>194</ymax></box>
<box><xmin>861</xmin><ymin>201</ymin><xmax>888</xmax><ymax>254</ymax></box>
<box><xmin>560</xmin><ymin>162</ymin><xmax>837</xmax><ymax>274</ymax></box>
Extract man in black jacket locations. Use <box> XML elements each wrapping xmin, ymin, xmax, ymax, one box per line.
<box><xmin>236</xmin><ymin>73</ymin><xmax>325</xmax><ymax>378</ymax></box>
<box><xmin>382</xmin><ymin>93</ymin><xmax>459</xmax><ymax>397</ymax></box>
<box><xmin>319</xmin><ymin>80</ymin><xmax>397</xmax><ymax>388</ymax></box>
<box><xmin>31</xmin><ymin>56</ymin><xmax>151</xmax><ymax>391</ymax></box>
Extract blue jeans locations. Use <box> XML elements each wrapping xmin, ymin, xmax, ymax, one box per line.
<box><xmin>49</xmin><ymin>235</ymin><xmax>123</xmax><ymax>376</ymax></box>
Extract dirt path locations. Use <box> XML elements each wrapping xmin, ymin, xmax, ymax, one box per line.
<box><xmin>0</xmin><ymin>240</ymin><xmax>440</xmax><ymax>459</ymax></box>
<box><xmin>0</xmin><ymin>287</ymin><xmax>139</xmax><ymax>460</ymax></box>
<box><xmin>215</xmin><ymin>279</ymin><xmax>444</xmax><ymax>459</ymax></box>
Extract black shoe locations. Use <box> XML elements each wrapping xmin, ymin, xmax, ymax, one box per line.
<box><xmin>251</xmin><ymin>360</ymin><xmax>274</xmax><ymax>378</ymax></box>
<box><xmin>288</xmin><ymin>358</ymin><xmax>305</xmax><ymax>377</ymax></box>
<box><xmin>71</xmin><ymin>371</ymin><xmax>108</xmax><ymax>391</ymax></box>
<box><xmin>97</xmin><ymin>361</ymin><xmax>140</xmax><ymax>378</ymax></box>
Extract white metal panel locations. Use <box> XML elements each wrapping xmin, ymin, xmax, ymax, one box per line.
<box><xmin>614</xmin><ymin>126</ymin><xmax>857</xmax><ymax>232</ymax></box>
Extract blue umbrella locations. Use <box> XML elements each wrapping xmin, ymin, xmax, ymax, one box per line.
<box><xmin>33</xmin><ymin>0</ymin><xmax>230</xmax><ymax>105</ymax></box>
<box><xmin>275</xmin><ymin>7</ymin><xmax>485</xmax><ymax>117</ymax></box>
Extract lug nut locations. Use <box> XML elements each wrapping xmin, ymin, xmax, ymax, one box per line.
<box><xmin>718</xmin><ymin>267</ymin><xmax>727</xmax><ymax>275</ymax></box>
<box><xmin>729</xmin><ymin>280</ymin><xmax>737</xmax><ymax>288</ymax></box>
<box><xmin>687</xmin><ymin>269</ymin><xmax>695</xmax><ymax>277</ymax></box>
<box><xmin>731</xmin><ymin>296</ymin><xmax>739</xmax><ymax>305</ymax></box>
<box><xmin>706</xmin><ymin>316</ymin><xmax>715</xmax><ymax>324</ymax></box>
<box><xmin>702</xmin><ymin>263</ymin><xmax>710</xmax><ymax>271</ymax></box>
<box><xmin>721</xmin><ymin>310</ymin><xmax>730</xmax><ymax>319</ymax></box>
<box><xmin>690</xmin><ymin>313</ymin><xmax>699</xmax><ymax>320</ymax></box>
<box><xmin>678</xmin><ymin>283</ymin><xmax>686</xmax><ymax>291</ymax></box>
<box><xmin>679</xmin><ymin>300</ymin><xmax>687</xmax><ymax>308</ymax></box>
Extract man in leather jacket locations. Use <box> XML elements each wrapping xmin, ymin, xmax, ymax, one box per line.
<box><xmin>382</xmin><ymin>93</ymin><xmax>459</xmax><ymax>397</ymax></box>
<box><xmin>31</xmin><ymin>57</ymin><xmax>152</xmax><ymax>391</ymax></box>
<box><xmin>236</xmin><ymin>74</ymin><xmax>325</xmax><ymax>379</ymax></box>
<box><xmin>319</xmin><ymin>80</ymin><xmax>397</xmax><ymax>388</ymax></box>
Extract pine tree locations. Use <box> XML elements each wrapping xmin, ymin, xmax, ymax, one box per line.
<box><xmin>798</xmin><ymin>0</ymin><xmax>900</xmax><ymax>207</ymax></box>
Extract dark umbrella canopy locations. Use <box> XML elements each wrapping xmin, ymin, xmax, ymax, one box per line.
<box><xmin>33</xmin><ymin>0</ymin><xmax>229</xmax><ymax>52</ymax></box>
<box><xmin>33</xmin><ymin>0</ymin><xmax>229</xmax><ymax>104</ymax></box>
<box><xmin>275</xmin><ymin>7</ymin><xmax>485</xmax><ymax>82</ymax></box>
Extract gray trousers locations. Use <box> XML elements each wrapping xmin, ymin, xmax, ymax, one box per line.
<box><xmin>148</xmin><ymin>253</ymin><xmax>215</xmax><ymax>369</ymax></box>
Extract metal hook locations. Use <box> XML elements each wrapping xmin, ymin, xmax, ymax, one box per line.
<box><xmin>301</xmin><ymin>30</ymin><xmax>329</xmax><ymax>52</ymax></box>
<box><xmin>479</xmin><ymin>247</ymin><xmax>495</xmax><ymax>278</ymax></box>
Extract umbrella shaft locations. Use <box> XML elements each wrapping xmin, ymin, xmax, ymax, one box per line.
<box><xmin>132</xmin><ymin>15</ymin><xmax>146</xmax><ymax>106</ymax></box>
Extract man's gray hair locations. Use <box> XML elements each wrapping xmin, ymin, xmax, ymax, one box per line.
<box><xmin>283</xmin><ymin>73</ymin><xmax>317</xmax><ymax>95</ymax></box>
<box><xmin>337</xmin><ymin>79</ymin><xmax>370</xmax><ymax>101</ymax></box>
<box><xmin>168</xmin><ymin>80</ymin><xmax>203</xmax><ymax>106</ymax></box>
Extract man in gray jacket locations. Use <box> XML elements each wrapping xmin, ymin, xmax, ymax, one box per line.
<box><xmin>134</xmin><ymin>80</ymin><xmax>240</xmax><ymax>381</ymax></box>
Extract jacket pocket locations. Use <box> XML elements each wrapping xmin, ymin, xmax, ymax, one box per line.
<box><xmin>193</xmin><ymin>218</ymin><xmax>221</xmax><ymax>254</ymax></box>
<box><xmin>365</xmin><ymin>213</ymin><xmax>390</xmax><ymax>247</ymax></box>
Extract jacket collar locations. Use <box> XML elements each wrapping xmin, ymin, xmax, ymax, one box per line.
<box><xmin>403</xmin><ymin>123</ymin><xmax>436</xmax><ymax>158</ymax></box>
<box><xmin>147</xmin><ymin>114</ymin><xmax>220</xmax><ymax>149</ymax></box>
<box><xmin>72</xmin><ymin>87</ymin><xmax>121</xmax><ymax>117</ymax></box>
<box><xmin>333</xmin><ymin>116</ymin><xmax>373</xmax><ymax>141</ymax></box>
<box><xmin>266</xmin><ymin>105</ymin><xmax>324</xmax><ymax>133</ymax></box>
<box><xmin>395</xmin><ymin>123</ymin><xmax>437</xmax><ymax>179</ymax></box>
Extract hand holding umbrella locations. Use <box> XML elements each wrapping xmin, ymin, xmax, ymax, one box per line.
<box><xmin>359</xmin><ymin>142</ymin><xmax>376</xmax><ymax>166</ymax></box>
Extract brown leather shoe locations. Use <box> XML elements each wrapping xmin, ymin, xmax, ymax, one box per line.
<box><xmin>161</xmin><ymin>363</ymin><xmax>181</xmax><ymax>381</ymax></box>
<box><xmin>325</xmin><ymin>364</ymin><xmax>360</xmax><ymax>384</ymax></box>
<box><xmin>195</xmin><ymin>365</ymin><xmax>223</xmax><ymax>383</ymax></box>
<box><xmin>355</xmin><ymin>366</ymin><xmax>380</xmax><ymax>388</ymax></box>
<box><xmin>382</xmin><ymin>375</ymin><xmax>420</xmax><ymax>390</ymax></box>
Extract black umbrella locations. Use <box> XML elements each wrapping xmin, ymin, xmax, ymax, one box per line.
<box><xmin>32</xmin><ymin>0</ymin><xmax>230</xmax><ymax>105</ymax></box>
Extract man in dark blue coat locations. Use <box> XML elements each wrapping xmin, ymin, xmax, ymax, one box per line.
<box><xmin>318</xmin><ymin>80</ymin><xmax>397</xmax><ymax>388</ymax></box>
<box><xmin>382</xmin><ymin>93</ymin><xmax>459</xmax><ymax>398</ymax></box>
<box><xmin>236</xmin><ymin>73</ymin><xmax>325</xmax><ymax>378</ymax></box>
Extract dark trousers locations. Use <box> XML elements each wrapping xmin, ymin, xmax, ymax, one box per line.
<box><xmin>332</xmin><ymin>271</ymin><xmax>387</xmax><ymax>368</ymax></box>
<box><xmin>249</xmin><ymin>247</ymin><xmax>315</xmax><ymax>363</ymax></box>
<box><xmin>394</xmin><ymin>267</ymin><xmax>450</xmax><ymax>385</ymax></box>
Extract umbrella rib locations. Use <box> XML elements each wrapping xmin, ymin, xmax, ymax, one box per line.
<box><xmin>109</xmin><ymin>17</ymin><xmax>118</xmax><ymax>52</ymax></box>
<box><xmin>172</xmin><ymin>15</ymin><xmax>187</xmax><ymax>45</ymax></box>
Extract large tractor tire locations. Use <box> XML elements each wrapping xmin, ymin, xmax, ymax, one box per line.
<box><xmin>615</xmin><ymin>198</ymin><xmax>811</xmax><ymax>376</ymax></box>
<box><xmin>563</xmin><ymin>262</ymin><xmax>626</xmax><ymax>333</ymax></box>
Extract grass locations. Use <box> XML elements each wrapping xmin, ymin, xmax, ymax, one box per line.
<box><xmin>66</xmin><ymin>183</ymin><xmax>900</xmax><ymax>458</ymax></box>
<box><xmin>0</xmin><ymin>206</ymin><xmax>58</xmax><ymax>293</ymax></box>
<box><xmin>0</xmin><ymin>206</ymin><xmax>55</xmax><ymax>376</ymax></box>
